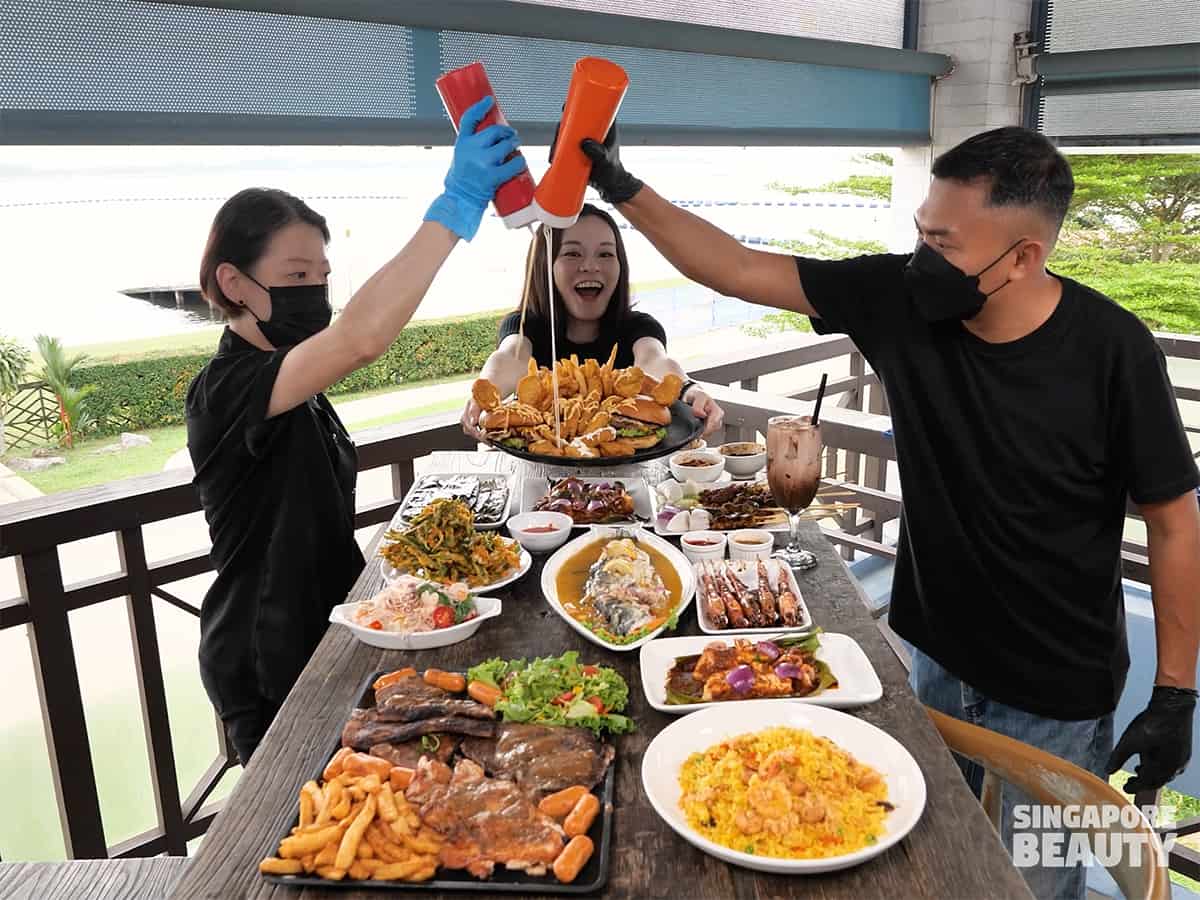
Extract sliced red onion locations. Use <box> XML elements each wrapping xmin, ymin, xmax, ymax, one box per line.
<box><xmin>585</xmin><ymin>499</ymin><xmax>607</xmax><ymax>514</ymax></box>
<box><xmin>756</xmin><ymin>641</ymin><xmax>781</xmax><ymax>661</ymax></box>
<box><xmin>596</xmin><ymin>481</ymin><xmax>611</xmax><ymax>491</ymax></box>
<box><xmin>774</xmin><ymin>662</ymin><xmax>801</xmax><ymax>680</ymax></box>
<box><xmin>549</xmin><ymin>498</ymin><xmax>574</xmax><ymax>513</ymax></box>
<box><xmin>725</xmin><ymin>664</ymin><xmax>755</xmax><ymax>694</ymax></box>
<box><xmin>657</xmin><ymin>506</ymin><xmax>680</xmax><ymax>526</ymax></box>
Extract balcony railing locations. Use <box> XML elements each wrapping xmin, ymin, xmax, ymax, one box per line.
<box><xmin>0</xmin><ymin>331</ymin><xmax>1196</xmax><ymax>872</ymax></box>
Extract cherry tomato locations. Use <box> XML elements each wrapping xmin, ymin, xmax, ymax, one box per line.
<box><xmin>582</xmin><ymin>665</ymin><xmax>599</xmax><ymax>676</ymax></box>
<box><xmin>553</xmin><ymin>690</ymin><xmax>575</xmax><ymax>706</ymax></box>
<box><xmin>432</xmin><ymin>606</ymin><xmax>455</xmax><ymax>629</ymax></box>
<box><xmin>587</xmin><ymin>696</ymin><xmax>606</xmax><ymax>714</ymax></box>
<box><xmin>368</xmin><ymin>620</ymin><xmax>383</xmax><ymax>630</ymax></box>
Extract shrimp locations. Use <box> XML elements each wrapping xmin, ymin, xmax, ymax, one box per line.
<box><xmin>699</xmin><ymin>563</ymin><xmax>728</xmax><ymax>628</ymax></box>
<box><xmin>773</xmin><ymin>561</ymin><xmax>801</xmax><ymax>626</ymax></box>
<box><xmin>715</xmin><ymin>565</ymin><xmax>749</xmax><ymax>629</ymax></box>
<box><xmin>724</xmin><ymin>570</ymin><xmax>763</xmax><ymax>627</ymax></box>
<box><xmin>756</xmin><ymin>560</ymin><xmax>779</xmax><ymax>624</ymax></box>
<box><xmin>746</xmin><ymin>776</ymin><xmax>792</xmax><ymax>819</ymax></box>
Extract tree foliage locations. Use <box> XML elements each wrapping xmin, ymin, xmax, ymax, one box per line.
<box><xmin>1065</xmin><ymin>154</ymin><xmax>1200</xmax><ymax>262</ymax></box>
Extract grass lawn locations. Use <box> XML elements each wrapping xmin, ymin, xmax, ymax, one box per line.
<box><xmin>12</xmin><ymin>425</ymin><xmax>190</xmax><ymax>494</ymax></box>
<box><xmin>4</xmin><ymin>382</ymin><xmax>470</xmax><ymax>495</ymax></box>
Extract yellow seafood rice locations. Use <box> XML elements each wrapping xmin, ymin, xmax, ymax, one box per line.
<box><xmin>679</xmin><ymin>726</ymin><xmax>891</xmax><ymax>859</ymax></box>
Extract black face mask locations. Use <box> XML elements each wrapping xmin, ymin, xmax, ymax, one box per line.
<box><xmin>240</xmin><ymin>272</ymin><xmax>332</xmax><ymax>346</ymax></box>
<box><xmin>903</xmin><ymin>238</ymin><xmax>1024</xmax><ymax>322</ymax></box>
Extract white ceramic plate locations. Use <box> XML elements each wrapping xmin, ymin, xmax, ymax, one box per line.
<box><xmin>520</xmin><ymin>475</ymin><xmax>652</xmax><ymax>529</ymax></box>
<box><xmin>641</xmin><ymin>701</ymin><xmax>926</xmax><ymax>874</ymax></box>
<box><xmin>541</xmin><ymin>526</ymin><xmax>696</xmax><ymax>652</ymax></box>
<box><xmin>638</xmin><ymin>632</ymin><xmax>883</xmax><ymax>713</ymax></box>
<box><xmin>694</xmin><ymin>558</ymin><xmax>813</xmax><ymax>635</ymax></box>
<box><xmin>378</xmin><ymin>548</ymin><xmax>532</xmax><ymax>594</ymax></box>
<box><xmin>393</xmin><ymin>472</ymin><xmax>514</xmax><ymax>531</ymax></box>
<box><xmin>651</xmin><ymin>476</ymin><xmax>790</xmax><ymax>536</ymax></box>
<box><xmin>329</xmin><ymin>595</ymin><xmax>502</xmax><ymax>650</ymax></box>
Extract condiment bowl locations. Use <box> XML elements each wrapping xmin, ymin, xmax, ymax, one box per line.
<box><xmin>718</xmin><ymin>441</ymin><xmax>767</xmax><ymax>479</ymax></box>
<box><xmin>680</xmin><ymin>530</ymin><xmax>727</xmax><ymax>564</ymax></box>
<box><xmin>728</xmin><ymin>529</ymin><xmax>774</xmax><ymax>561</ymax></box>
<box><xmin>506</xmin><ymin>511</ymin><xmax>574</xmax><ymax>552</ymax></box>
<box><xmin>669</xmin><ymin>450</ymin><xmax>726</xmax><ymax>483</ymax></box>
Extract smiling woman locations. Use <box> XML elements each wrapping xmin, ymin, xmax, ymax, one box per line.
<box><xmin>462</xmin><ymin>204</ymin><xmax>725</xmax><ymax>438</ymax></box>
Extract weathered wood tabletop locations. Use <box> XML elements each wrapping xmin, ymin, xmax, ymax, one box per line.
<box><xmin>0</xmin><ymin>857</ymin><xmax>190</xmax><ymax>900</ymax></box>
<box><xmin>171</xmin><ymin>451</ymin><xmax>1033</xmax><ymax>900</ymax></box>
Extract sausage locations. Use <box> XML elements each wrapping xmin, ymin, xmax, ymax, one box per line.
<box><xmin>423</xmin><ymin>668</ymin><xmax>467</xmax><ymax>693</ymax></box>
<box><xmin>373</xmin><ymin>668</ymin><xmax>417</xmax><ymax>692</ymax></box>
<box><xmin>538</xmin><ymin>785</ymin><xmax>589</xmax><ymax>820</ymax></box>
<box><xmin>323</xmin><ymin>747</ymin><xmax>355</xmax><ymax>781</ymax></box>
<box><xmin>563</xmin><ymin>792</ymin><xmax>601</xmax><ymax>837</ymax></box>
<box><xmin>389</xmin><ymin>766</ymin><xmax>414</xmax><ymax>792</ymax></box>
<box><xmin>553</xmin><ymin>835</ymin><xmax>594</xmax><ymax>883</ymax></box>
<box><xmin>467</xmin><ymin>680</ymin><xmax>502</xmax><ymax>707</ymax></box>
<box><xmin>342</xmin><ymin>752</ymin><xmax>393</xmax><ymax>780</ymax></box>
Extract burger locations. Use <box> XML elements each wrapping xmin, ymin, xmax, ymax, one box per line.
<box><xmin>610</xmin><ymin>396</ymin><xmax>671</xmax><ymax>450</ymax></box>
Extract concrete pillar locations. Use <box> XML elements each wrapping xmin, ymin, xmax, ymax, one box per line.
<box><xmin>890</xmin><ymin>0</ymin><xmax>1033</xmax><ymax>250</ymax></box>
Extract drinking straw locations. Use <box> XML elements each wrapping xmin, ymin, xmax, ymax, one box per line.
<box><xmin>811</xmin><ymin>373</ymin><xmax>828</xmax><ymax>427</ymax></box>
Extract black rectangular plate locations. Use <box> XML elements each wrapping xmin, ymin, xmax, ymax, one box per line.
<box><xmin>262</xmin><ymin>669</ymin><xmax>615</xmax><ymax>893</ymax></box>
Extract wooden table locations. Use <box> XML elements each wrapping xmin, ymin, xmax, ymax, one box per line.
<box><xmin>0</xmin><ymin>857</ymin><xmax>190</xmax><ymax>900</ymax></box>
<box><xmin>171</xmin><ymin>451</ymin><xmax>1033</xmax><ymax>899</ymax></box>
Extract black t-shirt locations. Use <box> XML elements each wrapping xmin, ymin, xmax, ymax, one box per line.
<box><xmin>186</xmin><ymin>329</ymin><xmax>365</xmax><ymax>710</ymax></box>
<box><xmin>798</xmin><ymin>253</ymin><xmax>1199</xmax><ymax>720</ymax></box>
<box><xmin>497</xmin><ymin>310</ymin><xmax>667</xmax><ymax>368</ymax></box>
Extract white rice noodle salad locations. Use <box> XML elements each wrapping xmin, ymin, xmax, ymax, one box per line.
<box><xmin>352</xmin><ymin>575</ymin><xmax>476</xmax><ymax>634</ymax></box>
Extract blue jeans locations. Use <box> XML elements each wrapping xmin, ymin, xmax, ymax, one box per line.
<box><xmin>909</xmin><ymin>647</ymin><xmax>1114</xmax><ymax>900</ymax></box>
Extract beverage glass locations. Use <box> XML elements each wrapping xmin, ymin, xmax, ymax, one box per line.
<box><xmin>766</xmin><ymin>415</ymin><xmax>822</xmax><ymax>569</ymax></box>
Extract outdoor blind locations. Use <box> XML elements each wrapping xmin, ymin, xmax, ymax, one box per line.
<box><xmin>509</xmin><ymin>0</ymin><xmax>905</xmax><ymax>50</ymax></box>
<box><xmin>0</xmin><ymin>0</ymin><xmax>937</xmax><ymax>146</ymax></box>
<box><xmin>1036</xmin><ymin>0</ymin><xmax>1200</xmax><ymax>143</ymax></box>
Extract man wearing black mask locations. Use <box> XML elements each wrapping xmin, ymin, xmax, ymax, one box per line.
<box><xmin>574</xmin><ymin>125</ymin><xmax>1200</xmax><ymax>900</ymax></box>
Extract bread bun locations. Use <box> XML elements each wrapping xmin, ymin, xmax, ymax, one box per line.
<box><xmin>621</xmin><ymin>395</ymin><xmax>671</xmax><ymax>426</ymax></box>
<box><xmin>480</xmin><ymin>406</ymin><xmax>541</xmax><ymax>430</ymax></box>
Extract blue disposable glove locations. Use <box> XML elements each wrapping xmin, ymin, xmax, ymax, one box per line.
<box><xmin>425</xmin><ymin>95</ymin><xmax>527</xmax><ymax>241</ymax></box>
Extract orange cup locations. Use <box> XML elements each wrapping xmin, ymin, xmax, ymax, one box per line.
<box><xmin>532</xmin><ymin>57</ymin><xmax>629</xmax><ymax>228</ymax></box>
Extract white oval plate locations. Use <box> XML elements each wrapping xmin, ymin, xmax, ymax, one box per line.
<box><xmin>638</xmin><ymin>632</ymin><xmax>883</xmax><ymax>713</ymax></box>
<box><xmin>329</xmin><ymin>595</ymin><xmax>502</xmax><ymax>650</ymax></box>
<box><xmin>378</xmin><ymin>548</ymin><xmax>532</xmax><ymax>594</ymax></box>
<box><xmin>641</xmin><ymin>701</ymin><xmax>926</xmax><ymax>874</ymax></box>
<box><xmin>541</xmin><ymin>526</ymin><xmax>695</xmax><ymax>652</ymax></box>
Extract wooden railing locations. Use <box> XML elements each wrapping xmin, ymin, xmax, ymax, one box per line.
<box><xmin>0</xmin><ymin>330</ymin><xmax>1196</xmax><ymax>868</ymax></box>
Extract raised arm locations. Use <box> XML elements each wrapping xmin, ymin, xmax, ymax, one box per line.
<box><xmin>580</xmin><ymin>129</ymin><xmax>815</xmax><ymax>316</ymax></box>
<box><xmin>268</xmin><ymin>96</ymin><xmax>525</xmax><ymax>418</ymax></box>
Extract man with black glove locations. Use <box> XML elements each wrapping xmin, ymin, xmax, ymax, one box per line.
<box><xmin>571</xmin><ymin>125</ymin><xmax>1200</xmax><ymax>900</ymax></box>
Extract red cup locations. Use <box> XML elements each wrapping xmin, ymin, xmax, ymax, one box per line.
<box><xmin>436</xmin><ymin>62</ymin><xmax>538</xmax><ymax>228</ymax></box>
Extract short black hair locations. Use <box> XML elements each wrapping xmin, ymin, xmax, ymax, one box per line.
<box><xmin>199</xmin><ymin>188</ymin><xmax>330</xmax><ymax>313</ymax></box>
<box><xmin>932</xmin><ymin>127</ymin><xmax>1074</xmax><ymax>232</ymax></box>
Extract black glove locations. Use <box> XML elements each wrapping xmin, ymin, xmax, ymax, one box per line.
<box><xmin>1107</xmin><ymin>685</ymin><xmax>1197</xmax><ymax>793</ymax></box>
<box><xmin>549</xmin><ymin>119</ymin><xmax>643</xmax><ymax>206</ymax></box>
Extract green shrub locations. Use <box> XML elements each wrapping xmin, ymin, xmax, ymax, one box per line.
<box><xmin>70</xmin><ymin>312</ymin><xmax>507</xmax><ymax>435</ymax></box>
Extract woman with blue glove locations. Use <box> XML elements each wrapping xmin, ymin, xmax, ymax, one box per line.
<box><xmin>185</xmin><ymin>97</ymin><xmax>522</xmax><ymax>764</ymax></box>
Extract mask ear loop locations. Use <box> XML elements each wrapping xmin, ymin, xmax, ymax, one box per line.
<box><xmin>977</xmin><ymin>238</ymin><xmax>1027</xmax><ymax>298</ymax></box>
<box><xmin>234</xmin><ymin>269</ymin><xmax>269</xmax><ymax>322</ymax></box>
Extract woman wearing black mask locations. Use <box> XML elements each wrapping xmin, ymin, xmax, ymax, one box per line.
<box><xmin>186</xmin><ymin>98</ymin><xmax>523</xmax><ymax>763</ymax></box>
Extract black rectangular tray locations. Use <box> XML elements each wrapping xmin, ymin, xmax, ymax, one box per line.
<box><xmin>262</xmin><ymin>668</ymin><xmax>615</xmax><ymax>893</ymax></box>
<box><xmin>395</xmin><ymin>473</ymin><xmax>513</xmax><ymax>529</ymax></box>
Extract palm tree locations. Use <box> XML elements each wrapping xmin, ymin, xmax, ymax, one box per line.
<box><xmin>0</xmin><ymin>335</ymin><xmax>33</xmax><ymax>455</ymax></box>
<box><xmin>34</xmin><ymin>335</ymin><xmax>92</xmax><ymax>449</ymax></box>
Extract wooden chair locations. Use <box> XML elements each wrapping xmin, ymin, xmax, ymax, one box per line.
<box><xmin>924</xmin><ymin>706</ymin><xmax>1170</xmax><ymax>900</ymax></box>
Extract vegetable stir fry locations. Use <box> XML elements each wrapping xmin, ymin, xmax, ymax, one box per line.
<box><xmin>380</xmin><ymin>498</ymin><xmax>521</xmax><ymax>588</ymax></box>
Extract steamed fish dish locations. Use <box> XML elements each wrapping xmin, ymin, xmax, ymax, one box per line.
<box><xmin>556</xmin><ymin>538</ymin><xmax>682</xmax><ymax>645</ymax></box>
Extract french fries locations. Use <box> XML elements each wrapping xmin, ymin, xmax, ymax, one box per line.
<box><xmin>477</xmin><ymin>350</ymin><xmax>675</xmax><ymax>458</ymax></box>
<box><xmin>260</xmin><ymin>750</ymin><xmax>443</xmax><ymax>883</ymax></box>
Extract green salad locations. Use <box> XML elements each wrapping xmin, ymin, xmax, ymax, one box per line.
<box><xmin>467</xmin><ymin>650</ymin><xmax>634</xmax><ymax>736</ymax></box>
